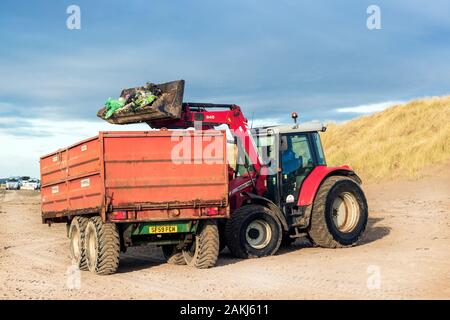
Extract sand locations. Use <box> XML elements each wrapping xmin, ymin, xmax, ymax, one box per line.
<box><xmin>0</xmin><ymin>169</ymin><xmax>449</xmax><ymax>299</ymax></box>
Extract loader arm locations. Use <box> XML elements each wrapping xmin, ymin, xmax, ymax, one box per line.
<box><xmin>149</xmin><ymin>103</ymin><xmax>262</xmax><ymax>173</ymax></box>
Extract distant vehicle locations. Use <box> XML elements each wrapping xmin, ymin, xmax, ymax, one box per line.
<box><xmin>5</xmin><ymin>178</ymin><xmax>21</xmax><ymax>190</ymax></box>
<box><xmin>0</xmin><ymin>179</ymin><xmax>6</xmax><ymax>189</ymax></box>
<box><xmin>21</xmin><ymin>178</ymin><xmax>41</xmax><ymax>190</ymax></box>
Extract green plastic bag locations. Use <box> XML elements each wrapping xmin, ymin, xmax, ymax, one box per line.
<box><xmin>104</xmin><ymin>98</ymin><xmax>125</xmax><ymax>119</ymax></box>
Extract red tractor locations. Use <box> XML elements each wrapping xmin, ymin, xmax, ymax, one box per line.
<box><xmin>151</xmin><ymin>102</ymin><xmax>368</xmax><ymax>260</ymax></box>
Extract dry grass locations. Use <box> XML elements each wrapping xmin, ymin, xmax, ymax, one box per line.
<box><xmin>321</xmin><ymin>96</ymin><xmax>450</xmax><ymax>183</ymax></box>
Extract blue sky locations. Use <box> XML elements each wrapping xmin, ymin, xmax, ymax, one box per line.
<box><xmin>1</xmin><ymin>0</ymin><xmax>450</xmax><ymax>177</ymax></box>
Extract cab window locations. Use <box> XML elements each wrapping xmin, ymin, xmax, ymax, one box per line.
<box><xmin>280</xmin><ymin>134</ymin><xmax>314</xmax><ymax>174</ymax></box>
<box><xmin>280</xmin><ymin>133</ymin><xmax>316</xmax><ymax>204</ymax></box>
<box><xmin>312</xmin><ymin>132</ymin><xmax>326</xmax><ymax>165</ymax></box>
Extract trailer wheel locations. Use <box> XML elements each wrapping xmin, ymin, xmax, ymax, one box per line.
<box><xmin>161</xmin><ymin>245</ymin><xmax>186</xmax><ymax>265</ymax></box>
<box><xmin>182</xmin><ymin>220</ymin><xmax>219</xmax><ymax>269</ymax></box>
<box><xmin>85</xmin><ymin>216</ymin><xmax>120</xmax><ymax>275</ymax></box>
<box><xmin>308</xmin><ymin>176</ymin><xmax>368</xmax><ymax>248</ymax></box>
<box><xmin>225</xmin><ymin>204</ymin><xmax>282</xmax><ymax>259</ymax></box>
<box><xmin>69</xmin><ymin>216</ymin><xmax>89</xmax><ymax>270</ymax></box>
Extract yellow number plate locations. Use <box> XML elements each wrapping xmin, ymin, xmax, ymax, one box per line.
<box><xmin>149</xmin><ymin>225</ymin><xmax>178</xmax><ymax>234</ymax></box>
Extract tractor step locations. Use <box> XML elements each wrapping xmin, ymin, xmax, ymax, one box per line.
<box><xmin>289</xmin><ymin>206</ymin><xmax>306</xmax><ymax>218</ymax></box>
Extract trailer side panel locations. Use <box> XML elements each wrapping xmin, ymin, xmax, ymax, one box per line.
<box><xmin>40</xmin><ymin>130</ymin><xmax>229</xmax><ymax>222</ymax></box>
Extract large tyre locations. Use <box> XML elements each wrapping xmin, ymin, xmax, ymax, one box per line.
<box><xmin>69</xmin><ymin>216</ymin><xmax>89</xmax><ymax>270</ymax></box>
<box><xmin>161</xmin><ymin>245</ymin><xmax>186</xmax><ymax>265</ymax></box>
<box><xmin>182</xmin><ymin>220</ymin><xmax>219</xmax><ymax>269</ymax></box>
<box><xmin>225</xmin><ymin>204</ymin><xmax>282</xmax><ymax>259</ymax></box>
<box><xmin>85</xmin><ymin>216</ymin><xmax>120</xmax><ymax>275</ymax></box>
<box><xmin>308</xmin><ymin>176</ymin><xmax>368</xmax><ymax>248</ymax></box>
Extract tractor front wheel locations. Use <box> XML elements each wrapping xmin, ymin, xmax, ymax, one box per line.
<box><xmin>308</xmin><ymin>176</ymin><xmax>368</xmax><ymax>248</ymax></box>
<box><xmin>225</xmin><ymin>204</ymin><xmax>282</xmax><ymax>259</ymax></box>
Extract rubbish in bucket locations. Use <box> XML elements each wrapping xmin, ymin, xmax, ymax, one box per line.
<box><xmin>97</xmin><ymin>80</ymin><xmax>185</xmax><ymax>125</ymax></box>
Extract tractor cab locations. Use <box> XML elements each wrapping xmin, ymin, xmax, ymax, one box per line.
<box><xmin>252</xmin><ymin>121</ymin><xmax>327</xmax><ymax>215</ymax></box>
<box><xmin>229</xmin><ymin>116</ymin><xmax>367</xmax><ymax>258</ymax></box>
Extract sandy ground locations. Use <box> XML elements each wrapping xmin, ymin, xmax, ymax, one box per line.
<box><xmin>1</xmin><ymin>171</ymin><xmax>449</xmax><ymax>300</ymax></box>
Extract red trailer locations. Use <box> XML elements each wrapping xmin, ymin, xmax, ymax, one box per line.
<box><xmin>40</xmin><ymin>130</ymin><xmax>229</xmax><ymax>274</ymax></box>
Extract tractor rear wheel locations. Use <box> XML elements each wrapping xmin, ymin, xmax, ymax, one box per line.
<box><xmin>225</xmin><ymin>204</ymin><xmax>282</xmax><ymax>259</ymax></box>
<box><xmin>162</xmin><ymin>245</ymin><xmax>186</xmax><ymax>265</ymax></box>
<box><xmin>308</xmin><ymin>176</ymin><xmax>368</xmax><ymax>248</ymax></box>
<box><xmin>182</xmin><ymin>220</ymin><xmax>219</xmax><ymax>268</ymax></box>
<box><xmin>85</xmin><ymin>216</ymin><xmax>120</xmax><ymax>275</ymax></box>
<box><xmin>69</xmin><ymin>216</ymin><xmax>89</xmax><ymax>270</ymax></box>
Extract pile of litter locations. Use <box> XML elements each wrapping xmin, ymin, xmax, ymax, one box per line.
<box><xmin>97</xmin><ymin>80</ymin><xmax>185</xmax><ymax>125</ymax></box>
<box><xmin>101</xmin><ymin>83</ymin><xmax>162</xmax><ymax>119</ymax></box>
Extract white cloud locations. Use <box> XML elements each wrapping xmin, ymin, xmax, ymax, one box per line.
<box><xmin>336</xmin><ymin>101</ymin><xmax>404</xmax><ymax>114</ymax></box>
<box><xmin>250</xmin><ymin>117</ymin><xmax>283</xmax><ymax>127</ymax></box>
<box><xmin>0</xmin><ymin>102</ymin><xmax>14</xmax><ymax>114</ymax></box>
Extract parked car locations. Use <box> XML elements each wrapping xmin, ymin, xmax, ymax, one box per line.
<box><xmin>5</xmin><ymin>178</ymin><xmax>21</xmax><ymax>190</ymax></box>
<box><xmin>21</xmin><ymin>178</ymin><xmax>41</xmax><ymax>190</ymax></box>
<box><xmin>0</xmin><ymin>178</ymin><xmax>6</xmax><ymax>189</ymax></box>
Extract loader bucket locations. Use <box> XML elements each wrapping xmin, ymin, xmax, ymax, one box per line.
<box><xmin>97</xmin><ymin>80</ymin><xmax>185</xmax><ymax>125</ymax></box>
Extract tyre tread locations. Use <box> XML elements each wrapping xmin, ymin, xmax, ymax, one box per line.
<box><xmin>69</xmin><ymin>216</ymin><xmax>89</xmax><ymax>271</ymax></box>
<box><xmin>184</xmin><ymin>220</ymin><xmax>219</xmax><ymax>269</ymax></box>
<box><xmin>308</xmin><ymin>176</ymin><xmax>365</xmax><ymax>248</ymax></box>
<box><xmin>225</xmin><ymin>205</ymin><xmax>282</xmax><ymax>259</ymax></box>
<box><xmin>86</xmin><ymin>216</ymin><xmax>120</xmax><ymax>275</ymax></box>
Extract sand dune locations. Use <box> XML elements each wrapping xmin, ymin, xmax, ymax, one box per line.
<box><xmin>321</xmin><ymin>96</ymin><xmax>450</xmax><ymax>182</ymax></box>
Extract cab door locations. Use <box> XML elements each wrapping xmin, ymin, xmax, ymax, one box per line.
<box><xmin>279</xmin><ymin>133</ymin><xmax>317</xmax><ymax>207</ymax></box>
